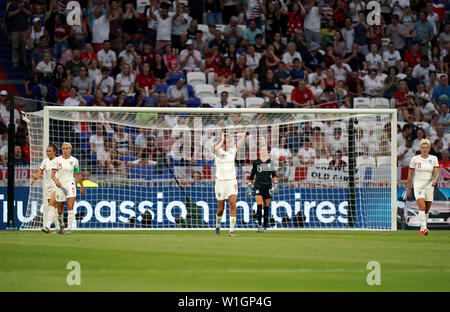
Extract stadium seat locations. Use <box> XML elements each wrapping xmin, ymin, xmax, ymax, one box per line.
<box><xmin>281</xmin><ymin>85</ymin><xmax>294</xmax><ymax>98</ymax></box>
<box><xmin>197</xmin><ymin>24</ymin><xmax>209</xmax><ymax>34</ymax></box>
<box><xmin>371</xmin><ymin>97</ymin><xmax>390</xmax><ymax>109</ymax></box>
<box><xmin>217</xmin><ymin>84</ymin><xmax>236</xmax><ymax>97</ymax></box>
<box><xmin>155</xmin><ymin>84</ymin><xmax>169</xmax><ymax>93</ymax></box>
<box><xmin>237</xmin><ymin>25</ymin><xmax>247</xmax><ymax>33</ymax></box>
<box><xmin>356</xmin><ymin>156</ymin><xmax>376</xmax><ymax>167</ymax></box>
<box><xmin>307</xmin><ymin>73</ymin><xmax>316</xmax><ymax>85</ymax></box>
<box><xmin>187</xmin><ymin>72</ymin><xmax>206</xmax><ymax>88</ymax></box>
<box><xmin>245</xmin><ymin>97</ymin><xmax>265</xmax><ymax>108</ymax></box>
<box><xmin>186</xmin><ymin>84</ymin><xmax>195</xmax><ymax>97</ymax></box>
<box><xmin>187</xmin><ymin>96</ymin><xmax>201</xmax><ymax>107</ymax></box>
<box><xmin>168</xmin><ymin>72</ymin><xmax>185</xmax><ymax>85</ymax></box>
<box><xmin>228</xmin><ymin>96</ymin><xmax>245</xmax><ymax>108</ymax></box>
<box><xmin>376</xmin><ymin>156</ymin><xmax>391</xmax><ymax>167</ymax></box>
<box><xmin>201</xmin><ymin>96</ymin><xmax>220</xmax><ymax>108</ymax></box>
<box><xmin>353</xmin><ymin>97</ymin><xmax>371</xmax><ymax>109</ymax></box>
<box><xmin>195</xmin><ymin>84</ymin><xmax>215</xmax><ymax>100</ymax></box>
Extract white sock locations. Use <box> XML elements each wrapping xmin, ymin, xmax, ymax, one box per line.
<box><xmin>230</xmin><ymin>216</ymin><xmax>236</xmax><ymax>232</ymax></box>
<box><xmin>216</xmin><ymin>215</ymin><xmax>222</xmax><ymax>228</ymax></box>
<box><xmin>53</xmin><ymin>208</ymin><xmax>60</xmax><ymax>229</ymax></box>
<box><xmin>418</xmin><ymin>210</ymin><xmax>426</xmax><ymax>231</ymax></box>
<box><xmin>45</xmin><ymin>206</ymin><xmax>55</xmax><ymax>229</ymax></box>
<box><xmin>425</xmin><ymin>212</ymin><xmax>429</xmax><ymax>229</ymax></box>
<box><xmin>68</xmin><ymin>210</ymin><xmax>74</xmax><ymax>230</ymax></box>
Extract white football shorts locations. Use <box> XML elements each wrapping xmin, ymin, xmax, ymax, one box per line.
<box><xmin>44</xmin><ymin>186</ymin><xmax>56</xmax><ymax>201</ymax></box>
<box><xmin>414</xmin><ymin>188</ymin><xmax>434</xmax><ymax>202</ymax></box>
<box><xmin>215</xmin><ymin>179</ymin><xmax>238</xmax><ymax>201</ymax></box>
<box><xmin>55</xmin><ymin>181</ymin><xmax>77</xmax><ymax>202</ymax></box>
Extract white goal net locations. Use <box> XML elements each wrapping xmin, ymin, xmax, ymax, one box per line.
<box><xmin>21</xmin><ymin>104</ymin><xmax>397</xmax><ymax>230</ymax></box>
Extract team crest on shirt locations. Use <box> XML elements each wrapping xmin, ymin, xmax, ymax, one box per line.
<box><xmin>429</xmin><ymin>160</ymin><xmax>432</xmax><ymax>164</ymax></box>
<box><xmin>218</xmin><ymin>193</ymin><xmax>221</xmax><ymax>197</ymax></box>
<box><xmin>418</xmin><ymin>191</ymin><xmax>422</xmax><ymax>195</ymax></box>
<box><xmin>70</xmin><ymin>161</ymin><xmax>73</xmax><ymax>165</ymax></box>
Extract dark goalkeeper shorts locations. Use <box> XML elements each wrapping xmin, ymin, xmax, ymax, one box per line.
<box><xmin>254</xmin><ymin>187</ymin><xmax>271</xmax><ymax>200</ymax></box>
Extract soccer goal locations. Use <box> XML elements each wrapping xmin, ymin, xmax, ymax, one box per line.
<box><xmin>20</xmin><ymin>104</ymin><xmax>397</xmax><ymax>230</ymax></box>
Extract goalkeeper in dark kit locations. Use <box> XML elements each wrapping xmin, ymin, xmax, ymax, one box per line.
<box><xmin>246</xmin><ymin>146</ymin><xmax>278</xmax><ymax>232</ymax></box>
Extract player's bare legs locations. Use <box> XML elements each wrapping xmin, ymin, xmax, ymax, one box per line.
<box><xmin>215</xmin><ymin>200</ymin><xmax>225</xmax><ymax>235</ymax></box>
<box><xmin>423</xmin><ymin>201</ymin><xmax>432</xmax><ymax>235</ymax></box>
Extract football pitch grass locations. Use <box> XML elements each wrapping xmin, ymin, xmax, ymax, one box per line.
<box><xmin>1</xmin><ymin>230</ymin><xmax>449</xmax><ymax>292</ymax></box>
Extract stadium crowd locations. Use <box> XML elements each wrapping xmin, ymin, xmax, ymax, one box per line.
<box><xmin>0</xmin><ymin>0</ymin><xmax>450</xmax><ymax>173</ymax></box>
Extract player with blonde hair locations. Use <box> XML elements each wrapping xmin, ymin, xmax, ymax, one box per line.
<box><xmin>213</xmin><ymin>131</ymin><xmax>246</xmax><ymax>236</ymax></box>
<box><xmin>406</xmin><ymin>139</ymin><xmax>440</xmax><ymax>236</ymax></box>
<box><xmin>51</xmin><ymin>142</ymin><xmax>85</xmax><ymax>235</ymax></box>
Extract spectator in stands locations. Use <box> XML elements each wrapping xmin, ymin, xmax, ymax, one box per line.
<box><xmin>402</xmin><ymin>66</ymin><xmax>419</xmax><ymax>93</ymax></box>
<box><xmin>386</xmin><ymin>14</ymin><xmax>408</xmax><ymax>55</ymax></box>
<box><xmin>414</xmin><ymin>10</ymin><xmax>434</xmax><ymax>55</ymax></box>
<box><xmin>115</xmin><ymin>63</ymin><xmax>135</xmax><ymax>95</ymax></box>
<box><xmin>243</xmin><ymin>19</ymin><xmax>263</xmax><ymax>46</ymax></box>
<box><xmin>88</xmin><ymin>0</ymin><xmax>111</xmax><ymax>53</ymax></box>
<box><xmin>81</xmin><ymin>43</ymin><xmax>98</xmax><ymax>65</ymax></box>
<box><xmin>106</xmin><ymin>148</ymin><xmax>126</xmax><ymax>174</ymax></box>
<box><xmin>432</xmin><ymin>123</ymin><xmax>450</xmax><ymax>150</ymax></box>
<box><xmin>291</xmin><ymin>79</ymin><xmax>314</xmax><ymax>108</ymax></box>
<box><xmin>363</xmin><ymin>69</ymin><xmax>383</xmax><ymax>97</ymax></box>
<box><xmin>383</xmin><ymin>42</ymin><xmax>402</xmax><ymax>72</ymax></box>
<box><xmin>119</xmin><ymin>40</ymin><xmax>137</xmax><ymax>66</ymax></box>
<box><xmin>438</xmin><ymin>22</ymin><xmax>450</xmax><ymax>45</ymax></box>
<box><xmin>31</xmin><ymin>36</ymin><xmax>50</xmax><ymax>71</ymax></box>
<box><xmin>7</xmin><ymin>0</ymin><xmax>32</xmax><ymax>68</ymax></box>
<box><xmin>13</xmin><ymin>145</ymin><xmax>28</xmax><ymax>166</ymax></box>
<box><xmin>281</xmin><ymin>42</ymin><xmax>302</xmax><ymax>72</ymax></box>
<box><xmin>397</xmin><ymin>134</ymin><xmax>416</xmax><ymax>167</ymax></box>
<box><xmin>430</xmin><ymin>45</ymin><xmax>444</xmax><ymax>73</ymax></box>
<box><xmin>113</xmin><ymin>124</ymin><xmax>133</xmax><ymax>156</ymax></box>
<box><xmin>151</xmin><ymin>54</ymin><xmax>169</xmax><ymax>84</ymax></box>
<box><xmin>97</xmin><ymin>40</ymin><xmax>117</xmax><ymax>70</ymax></box>
<box><xmin>298</xmin><ymin>138</ymin><xmax>316</xmax><ymax>166</ymax></box>
<box><xmin>418</xmin><ymin>93</ymin><xmax>438</xmax><ymax>122</ymax></box>
<box><xmin>404</xmin><ymin>41</ymin><xmax>423</xmax><ymax>69</ymax></box>
<box><xmin>88</xmin><ymin>58</ymin><xmax>101</xmax><ymax>82</ymax></box>
<box><xmin>23</xmin><ymin>17</ymin><xmax>49</xmax><ymax>56</ymax></box>
<box><xmin>260</xmin><ymin>69</ymin><xmax>281</xmax><ymax>97</ymax></box>
<box><xmin>275</xmin><ymin>156</ymin><xmax>292</xmax><ymax>185</ymax></box>
<box><xmin>328</xmin><ymin>127</ymin><xmax>347</xmax><ymax>156</ymax></box>
<box><xmin>148</xmin><ymin>2</ymin><xmax>180</xmax><ymax>54</ymax></box>
<box><xmin>310</xmin><ymin>127</ymin><xmax>331</xmax><ymax>159</ymax></box>
<box><xmin>72</xmin><ymin>66</ymin><xmax>92</xmax><ymax>96</ymax></box>
<box><xmin>179</xmin><ymin>40</ymin><xmax>202</xmax><ymax>72</ymax></box>
<box><xmin>111</xmin><ymin>91</ymin><xmax>130</xmax><ymax>107</ymax></box>
<box><xmin>167</xmin><ymin>78</ymin><xmax>188</xmax><ymax>107</ymax></box>
<box><xmin>237</xmin><ymin>67</ymin><xmax>260</xmax><ymax>99</ymax></box>
<box><xmin>90</xmin><ymin>124</ymin><xmax>109</xmax><ymax>168</ymax></box>
<box><xmin>412</xmin><ymin>56</ymin><xmax>436</xmax><ymax>89</ymax></box>
<box><xmin>384</xmin><ymin>66</ymin><xmax>400</xmax><ymax>99</ymax></box>
<box><xmin>397</xmin><ymin>124</ymin><xmax>413</xmax><ymax>148</ymax></box>
<box><xmin>439</xmin><ymin>149</ymin><xmax>450</xmax><ymax>168</ymax></box>
<box><xmin>364</xmin><ymin>43</ymin><xmax>383</xmax><ymax>73</ymax></box>
<box><xmin>95</xmin><ymin>67</ymin><xmax>115</xmax><ymax>96</ymax></box>
<box><xmin>437</xmin><ymin>102</ymin><xmax>450</xmax><ymax>133</ymax></box>
<box><xmin>270</xmin><ymin>135</ymin><xmax>292</xmax><ymax>167</ymax></box>
<box><xmin>412</xmin><ymin>127</ymin><xmax>427</xmax><ymax>153</ymax></box>
<box><xmin>64</xmin><ymin>87</ymin><xmax>87</xmax><ymax>107</ymax></box>
<box><xmin>344</xmin><ymin>71</ymin><xmax>363</xmax><ymax>100</ymax></box>
<box><xmin>430</xmin><ymin>138</ymin><xmax>444</xmax><ymax>160</ymax></box>
<box><xmin>329</xmin><ymin>150</ymin><xmax>347</xmax><ymax>167</ymax></box>
<box><xmin>432</xmin><ymin>75</ymin><xmax>450</xmax><ymax>109</ymax></box>
<box><xmin>302</xmin><ymin>42</ymin><xmax>324</xmax><ymax>72</ymax></box>
<box><xmin>36</xmin><ymin>51</ymin><xmax>56</xmax><ymax>76</ymax></box>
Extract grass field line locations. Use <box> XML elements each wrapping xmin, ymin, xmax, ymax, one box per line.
<box><xmin>1</xmin><ymin>268</ymin><xmax>450</xmax><ymax>275</ymax></box>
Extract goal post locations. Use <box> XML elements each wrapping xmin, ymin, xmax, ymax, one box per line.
<box><xmin>21</xmin><ymin>104</ymin><xmax>397</xmax><ymax>231</ymax></box>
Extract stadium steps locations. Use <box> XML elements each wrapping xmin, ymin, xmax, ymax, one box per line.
<box><xmin>0</xmin><ymin>31</ymin><xmax>26</xmax><ymax>97</ymax></box>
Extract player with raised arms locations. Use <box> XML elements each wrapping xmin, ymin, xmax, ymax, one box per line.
<box><xmin>51</xmin><ymin>142</ymin><xmax>85</xmax><ymax>235</ymax></box>
<box><xmin>406</xmin><ymin>139</ymin><xmax>440</xmax><ymax>236</ymax></box>
<box><xmin>214</xmin><ymin>131</ymin><xmax>246</xmax><ymax>236</ymax></box>
<box><xmin>247</xmin><ymin>146</ymin><xmax>278</xmax><ymax>232</ymax></box>
<box><xmin>31</xmin><ymin>142</ymin><xmax>62</xmax><ymax>234</ymax></box>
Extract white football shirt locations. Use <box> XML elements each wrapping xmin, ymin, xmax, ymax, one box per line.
<box><xmin>39</xmin><ymin>158</ymin><xmax>57</xmax><ymax>190</ymax></box>
<box><xmin>409</xmin><ymin>155</ymin><xmax>439</xmax><ymax>189</ymax></box>
<box><xmin>53</xmin><ymin>156</ymin><xmax>79</xmax><ymax>185</ymax></box>
<box><xmin>214</xmin><ymin>144</ymin><xmax>237</xmax><ymax>181</ymax></box>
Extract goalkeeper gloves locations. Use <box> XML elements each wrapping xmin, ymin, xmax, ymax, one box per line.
<box><xmin>269</xmin><ymin>181</ymin><xmax>279</xmax><ymax>196</ymax></box>
<box><xmin>246</xmin><ymin>182</ymin><xmax>253</xmax><ymax>198</ymax></box>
